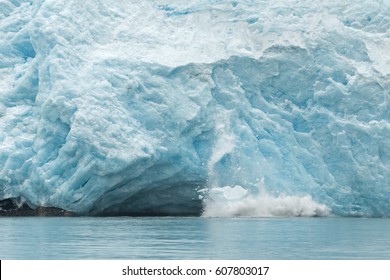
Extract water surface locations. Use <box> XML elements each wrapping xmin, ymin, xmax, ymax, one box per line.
<box><xmin>1</xmin><ymin>217</ymin><xmax>389</xmax><ymax>259</ymax></box>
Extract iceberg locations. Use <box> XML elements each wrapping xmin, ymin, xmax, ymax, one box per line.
<box><xmin>1</xmin><ymin>0</ymin><xmax>390</xmax><ymax>216</ymax></box>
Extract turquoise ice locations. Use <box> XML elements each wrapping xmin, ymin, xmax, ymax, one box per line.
<box><xmin>1</xmin><ymin>0</ymin><xmax>390</xmax><ymax>216</ymax></box>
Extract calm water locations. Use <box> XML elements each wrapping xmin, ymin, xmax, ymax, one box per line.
<box><xmin>1</xmin><ymin>217</ymin><xmax>390</xmax><ymax>259</ymax></box>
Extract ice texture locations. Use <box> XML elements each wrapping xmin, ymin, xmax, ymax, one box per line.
<box><xmin>1</xmin><ymin>0</ymin><xmax>390</xmax><ymax>216</ymax></box>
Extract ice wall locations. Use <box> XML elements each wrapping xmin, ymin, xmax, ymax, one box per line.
<box><xmin>1</xmin><ymin>0</ymin><xmax>390</xmax><ymax>216</ymax></box>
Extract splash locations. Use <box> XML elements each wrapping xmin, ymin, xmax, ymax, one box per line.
<box><xmin>202</xmin><ymin>185</ymin><xmax>330</xmax><ymax>217</ymax></box>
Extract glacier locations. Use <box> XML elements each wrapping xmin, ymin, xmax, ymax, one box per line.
<box><xmin>1</xmin><ymin>0</ymin><xmax>390</xmax><ymax>217</ymax></box>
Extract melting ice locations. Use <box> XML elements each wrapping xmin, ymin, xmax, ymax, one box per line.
<box><xmin>1</xmin><ymin>0</ymin><xmax>390</xmax><ymax>217</ymax></box>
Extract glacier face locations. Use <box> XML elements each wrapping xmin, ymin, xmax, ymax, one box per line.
<box><xmin>1</xmin><ymin>0</ymin><xmax>390</xmax><ymax>216</ymax></box>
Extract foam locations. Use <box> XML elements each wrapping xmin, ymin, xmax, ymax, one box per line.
<box><xmin>203</xmin><ymin>185</ymin><xmax>330</xmax><ymax>217</ymax></box>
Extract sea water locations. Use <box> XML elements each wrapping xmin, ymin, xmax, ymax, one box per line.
<box><xmin>1</xmin><ymin>217</ymin><xmax>390</xmax><ymax>259</ymax></box>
